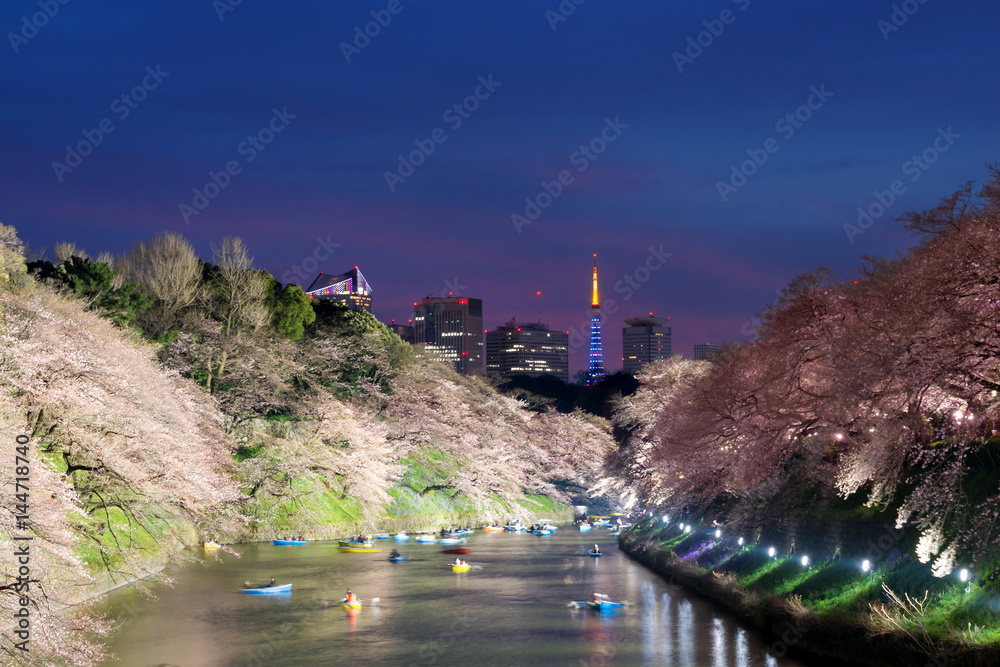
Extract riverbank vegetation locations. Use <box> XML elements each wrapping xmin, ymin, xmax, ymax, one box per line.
<box><xmin>611</xmin><ymin>170</ymin><xmax>1000</xmax><ymax>657</ymax></box>
<box><xmin>622</xmin><ymin>518</ymin><xmax>1000</xmax><ymax>665</ymax></box>
<box><xmin>0</xmin><ymin>227</ymin><xmax>613</xmax><ymax>664</ymax></box>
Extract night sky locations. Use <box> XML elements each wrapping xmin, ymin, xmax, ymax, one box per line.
<box><xmin>3</xmin><ymin>1</ymin><xmax>998</xmax><ymax>375</ymax></box>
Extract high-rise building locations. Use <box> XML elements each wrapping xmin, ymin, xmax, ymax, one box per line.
<box><xmin>414</xmin><ymin>296</ymin><xmax>483</xmax><ymax>375</ymax></box>
<box><xmin>388</xmin><ymin>321</ymin><xmax>414</xmax><ymax>343</ymax></box>
<box><xmin>693</xmin><ymin>343</ymin><xmax>724</xmax><ymax>361</ymax></box>
<box><xmin>304</xmin><ymin>266</ymin><xmax>372</xmax><ymax>312</ymax></box>
<box><xmin>485</xmin><ymin>321</ymin><xmax>569</xmax><ymax>382</ymax></box>
<box><xmin>622</xmin><ymin>315</ymin><xmax>672</xmax><ymax>374</ymax></box>
<box><xmin>587</xmin><ymin>254</ymin><xmax>605</xmax><ymax>385</ymax></box>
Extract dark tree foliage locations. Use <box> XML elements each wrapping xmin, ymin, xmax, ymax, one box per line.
<box><xmin>269</xmin><ymin>281</ymin><xmax>316</xmax><ymax>341</ymax></box>
<box><xmin>497</xmin><ymin>371</ymin><xmax>639</xmax><ymax>421</ymax></box>
<box><xmin>28</xmin><ymin>256</ymin><xmax>153</xmax><ymax>328</ymax></box>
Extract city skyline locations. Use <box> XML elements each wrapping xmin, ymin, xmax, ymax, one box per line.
<box><xmin>5</xmin><ymin>2</ymin><xmax>998</xmax><ymax>375</ymax></box>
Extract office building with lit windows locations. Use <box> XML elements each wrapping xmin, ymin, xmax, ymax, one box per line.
<box><xmin>413</xmin><ymin>296</ymin><xmax>483</xmax><ymax>375</ymax></box>
<box><xmin>622</xmin><ymin>315</ymin><xmax>671</xmax><ymax>374</ymax></box>
<box><xmin>693</xmin><ymin>343</ymin><xmax>724</xmax><ymax>361</ymax></box>
<box><xmin>485</xmin><ymin>321</ymin><xmax>569</xmax><ymax>382</ymax></box>
<box><xmin>304</xmin><ymin>266</ymin><xmax>372</xmax><ymax>312</ymax></box>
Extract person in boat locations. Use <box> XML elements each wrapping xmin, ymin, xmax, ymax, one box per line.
<box><xmin>453</xmin><ymin>558</ymin><xmax>467</xmax><ymax>566</ymax></box>
<box><xmin>390</xmin><ymin>549</ymin><xmax>401</xmax><ymax>558</ymax></box>
<box><xmin>343</xmin><ymin>589</ymin><xmax>358</xmax><ymax>604</ymax></box>
<box><xmin>593</xmin><ymin>544</ymin><xmax>602</xmax><ymax>554</ymax></box>
<box><xmin>265</xmin><ymin>577</ymin><xmax>276</xmax><ymax>588</ymax></box>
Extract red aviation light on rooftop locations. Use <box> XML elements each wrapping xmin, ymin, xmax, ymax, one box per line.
<box><xmin>459</xmin><ymin>299</ymin><xmax>467</xmax><ymax>304</ymax></box>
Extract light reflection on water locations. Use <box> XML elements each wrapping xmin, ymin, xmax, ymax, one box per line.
<box><xmin>97</xmin><ymin>529</ymin><xmax>807</xmax><ymax>666</ymax></box>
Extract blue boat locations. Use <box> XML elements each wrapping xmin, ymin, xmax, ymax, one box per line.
<box><xmin>389</xmin><ymin>555</ymin><xmax>405</xmax><ymax>562</ymax></box>
<box><xmin>587</xmin><ymin>550</ymin><xmax>603</xmax><ymax>557</ymax></box>
<box><xmin>241</xmin><ymin>583</ymin><xmax>293</xmax><ymax>595</ymax></box>
<box><xmin>273</xmin><ymin>539</ymin><xmax>307</xmax><ymax>546</ymax></box>
<box><xmin>568</xmin><ymin>598</ymin><xmax>625</xmax><ymax>611</ymax></box>
<box><xmin>394</xmin><ymin>533</ymin><xmax>410</xmax><ymax>541</ymax></box>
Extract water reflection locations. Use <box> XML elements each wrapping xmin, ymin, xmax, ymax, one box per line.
<box><xmin>712</xmin><ymin>617</ymin><xmax>727</xmax><ymax>667</ymax></box>
<box><xmin>98</xmin><ymin>528</ymin><xmax>806</xmax><ymax>666</ymax></box>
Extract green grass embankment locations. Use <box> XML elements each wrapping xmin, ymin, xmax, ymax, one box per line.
<box><xmin>621</xmin><ymin>518</ymin><xmax>1000</xmax><ymax>667</ymax></box>
<box><xmin>242</xmin><ymin>446</ymin><xmax>571</xmax><ymax>540</ymax></box>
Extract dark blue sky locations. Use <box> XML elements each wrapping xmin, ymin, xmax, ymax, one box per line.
<box><xmin>3</xmin><ymin>1</ymin><xmax>998</xmax><ymax>374</ymax></box>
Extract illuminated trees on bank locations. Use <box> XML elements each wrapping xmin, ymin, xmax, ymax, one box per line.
<box><xmin>612</xmin><ymin>173</ymin><xmax>1000</xmax><ymax>572</ymax></box>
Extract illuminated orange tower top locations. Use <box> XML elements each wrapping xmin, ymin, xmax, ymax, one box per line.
<box><xmin>591</xmin><ymin>253</ymin><xmax>599</xmax><ymax>308</ymax></box>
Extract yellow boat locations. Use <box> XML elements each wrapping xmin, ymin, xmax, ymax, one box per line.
<box><xmin>204</xmin><ymin>541</ymin><xmax>221</xmax><ymax>550</ymax></box>
<box><xmin>342</xmin><ymin>600</ymin><xmax>362</xmax><ymax>609</ymax></box>
<box><xmin>452</xmin><ymin>563</ymin><xmax>470</xmax><ymax>572</ymax></box>
<box><xmin>339</xmin><ymin>545</ymin><xmax>380</xmax><ymax>553</ymax></box>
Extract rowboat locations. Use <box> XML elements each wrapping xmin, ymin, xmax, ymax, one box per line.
<box><xmin>273</xmin><ymin>539</ymin><xmax>307</xmax><ymax>546</ymax></box>
<box><xmin>415</xmin><ymin>535</ymin><xmax>437</xmax><ymax>543</ymax></box>
<box><xmin>338</xmin><ymin>540</ymin><xmax>373</xmax><ymax>548</ymax></box>
<box><xmin>341</xmin><ymin>600</ymin><xmax>362</xmax><ymax>609</ymax></box>
<box><xmin>389</xmin><ymin>555</ymin><xmax>405</xmax><ymax>562</ymax></box>
<box><xmin>533</xmin><ymin>528</ymin><xmax>553</xmax><ymax>535</ymax></box>
<box><xmin>241</xmin><ymin>583</ymin><xmax>292</xmax><ymax>595</ymax></box>
<box><xmin>204</xmin><ymin>541</ymin><xmax>221</xmax><ymax>550</ymax></box>
<box><xmin>374</xmin><ymin>533</ymin><xmax>391</xmax><ymax>540</ymax></box>
<box><xmin>568</xmin><ymin>598</ymin><xmax>626</xmax><ymax>611</ymax></box>
<box><xmin>339</xmin><ymin>545</ymin><xmax>380</xmax><ymax>553</ymax></box>
<box><xmin>442</xmin><ymin>547</ymin><xmax>472</xmax><ymax>555</ymax></box>
<box><xmin>440</xmin><ymin>537</ymin><xmax>464</xmax><ymax>545</ymax></box>
<box><xmin>578</xmin><ymin>524</ymin><xmax>592</xmax><ymax>532</ymax></box>
<box><xmin>587</xmin><ymin>550</ymin><xmax>603</xmax><ymax>557</ymax></box>
<box><xmin>452</xmin><ymin>564</ymin><xmax>470</xmax><ymax>572</ymax></box>
<box><xmin>394</xmin><ymin>533</ymin><xmax>410</xmax><ymax>541</ymax></box>
<box><xmin>483</xmin><ymin>526</ymin><xmax>504</xmax><ymax>533</ymax></box>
